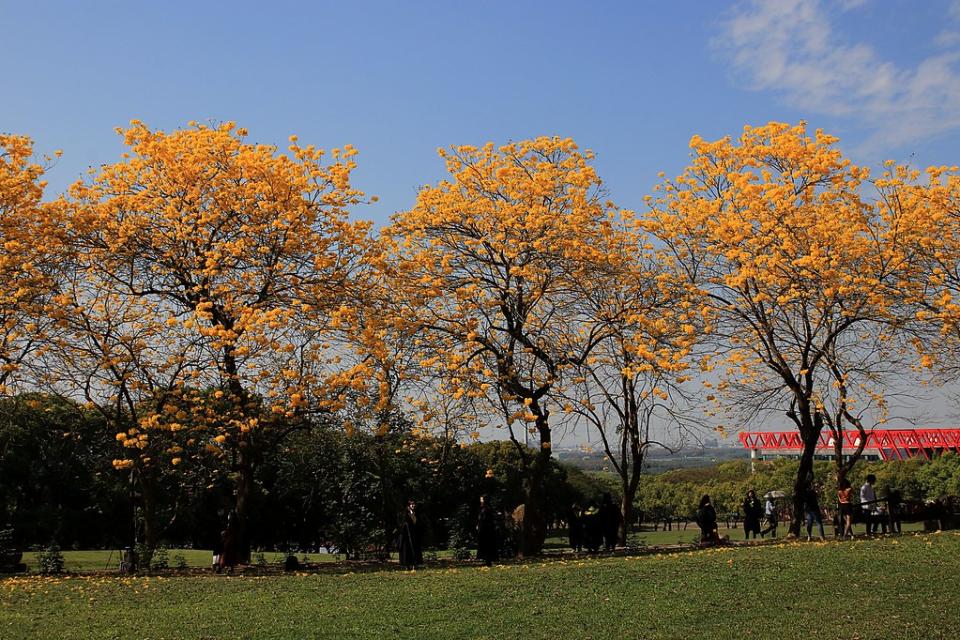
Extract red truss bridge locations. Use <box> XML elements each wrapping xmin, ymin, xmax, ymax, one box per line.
<box><xmin>739</xmin><ymin>429</ymin><xmax>960</xmax><ymax>461</ymax></box>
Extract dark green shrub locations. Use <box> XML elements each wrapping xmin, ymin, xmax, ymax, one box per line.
<box><xmin>35</xmin><ymin>544</ymin><xmax>65</xmax><ymax>574</ymax></box>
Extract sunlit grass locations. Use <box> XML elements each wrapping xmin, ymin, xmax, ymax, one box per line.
<box><xmin>2</xmin><ymin>532</ymin><xmax>957</xmax><ymax>639</ymax></box>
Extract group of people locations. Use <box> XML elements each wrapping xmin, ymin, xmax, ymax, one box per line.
<box><xmin>699</xmin><ymin>490</ymin><xmax>782</xmax><ymax>544</ymax></box>
<box><xmin>209</xmin><ymin>475</ymin><xmax>906</xmax><ymax>573</ymax></box>
<box><xmin>386</xmin><ymin>475</ymin><xmax>908</xmax><ymax>569</ymax></box>
<box><xmin>568</xmin><ymin>493</ymin><xmax>622</xmax><ymax>553</ymax></box>
<box><xmin>841</xmin><ymin>474</ymin><xmax>902</xmax><ymax>537</ymax></box>
<box><xmin>730</xmin><ymin>474</ymin><xmax>903</xmax><ymax>544</ymax></box>
<box><xmin>738</xmin><ymin>490</ymin><xmax>781</xmax><ymax>539</ymax></box>
<box><xmin>398</xmin><ymin>496</ymin><xmax>501</xmax><ymax>569</ymax></box>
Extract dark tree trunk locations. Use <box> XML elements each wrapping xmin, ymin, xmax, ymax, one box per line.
<box><xmin>233</xmin><ymin>444</ymin><xmax>255</xmax><ymax>564</ymax></box>
<box><xmin>130</xmin><ymin>465</ymin><xmax>159</xmax><ymax>551</ymax></box>
<box><xmin>141</xmin><ymin>478</ymin><xmax>157</xmax><ymax>550</ymax></box>
<box><xmin>790</xmin><ymin>423</ymin><xmax>820</xmax><ymax>537</ymax></box>
<box><xmin>619</xmin><ymin>490</ymin><xmax>633</xmax><ymax>545</ymax></box>
<box><xmin>831</xmin><ymin>421</ymin><xmax>868</xmax><ymax>490</ymax></box>
<box><xmin>518</xmin><ymin>404</ymin><xmax>551</xmax><ymax>557</ymax></box>
<box><xmin>223</xmin><ymin>346</ymin><xmax>254</xmax><ymax>564</ymax></box>
<box><xmin>834</xmin><ymin>430</ymin><xmax>846</xmax><ymax>488</ymax></box>
<box><xmin>619</xmin><ymin>429</ymin><xmax>643</xmax><ymax>546</ymax></box>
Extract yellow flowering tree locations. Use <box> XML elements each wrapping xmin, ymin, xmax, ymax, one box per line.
<box><xmin>645</xmin><ymin>123</ymin><xmax>915</xmax><ymax>533</ymax></box>
<box><xmin>66</xmin><ymin>121</ymin><xmax>373</xmax><ymax>559</ymax></box>
<box><xmin>890</xmin><ymin>165</ymin><xmax>960</xmax><ymax>368</ymax></box>
<box><xmin>557</xmin><ymin>220</ymin><xmax>700</xmax><ymax>544</ymax></box>
<box><xmin>0</xmin><ymin>135</ymin><xmax>61</xmax><ymax>394</ymax></box>
<box><xmin>384</xmin><ymin>137</ymin><xmax>624</xmax><ymax>554</ymax></box>
<box><xmin>39</xmin><ymin>269</ymin><xmax>208</xmax><ymax>548</ymax></box>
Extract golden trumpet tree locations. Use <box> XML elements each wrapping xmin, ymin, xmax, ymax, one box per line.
<box><xmin>66</xmin><ymin>121</ymin><xmax>373</xmax><ymax>558</ymax></box>
<box><xmin>0</xmin><ymin>135</ymin><xmax>61</xmax><ymax>394</ymax></box>
<box><xmin>891</xmin><ymin>166</ymin><xmax>960</xmax><ymax>365</ymax></box>
<box><xmin>557</xmin><ymin>222</ymin><xmax>700</xmax><ymax>544</ymax></box>
<box><xmin>40</xmin><ymin>267</ymin><xmax>207</xmax><ymax>548</ymax></box>
<box><xmin>644</xmin><ymin>122</ymin><xmax>915</xmax><ymax>533</ymax></box>
<box><xmin>385</xmin><ymin>137</ymin><xmax>631</xmax><ymax>554</ymax></box>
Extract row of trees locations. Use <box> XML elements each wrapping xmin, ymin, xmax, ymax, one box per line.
<box><xmin>635</xmin><ymin>455</ymin><xmax>960</xmax><ymax>524</ymax></box>
<box><xmin>2</xmin><ymin>121</ymin><xmax>960</xmax><ymax>554</ymax></box>
<box><xmin>0</xmin><ymin>392</ymin><xmax>607</xmax><ymax>553</ymax></box>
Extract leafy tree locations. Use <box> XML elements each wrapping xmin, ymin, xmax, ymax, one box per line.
<box><xmin>0</xmin><ymin>394</ymin><xmax>127</xmax><ymax>548</ymax></box>
<box><xmin>40</xmin><ymin>274</ymin><xmax>206</xmax><ymax>548</ymax></box>
<box><xmin>385</xmin><ymin>137</ymin><xmax>621</xmax><ymax>554</ymax></box>
<box><xmin>0</xmin><ymin>135</ymin><xmax>62</xmax><ymax>395</ymax></box>
<box><xmin>66</xmin><ymin>121</ymin><xmax>373</xmax><ymax>560</ymax></box>
<box><xmin>645</xmin><ymin>122</ymin><xmax>917</xmax><ymax>534</ymax></box>
<box><xmin>558</xmin><ymin>214</ymin><xmax>699</xmax><ymax>543</ymax></box>
<box><xmin>891</xmin><ymin>165</ymin><xmax>960</xmax><ymax>377</ymax></box>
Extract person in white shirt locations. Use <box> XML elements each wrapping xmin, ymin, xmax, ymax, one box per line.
<box><xmin>860</xmin><ymin>474</ymin><xmax>878</xmax><ymax>534</ymax></box>
<box><xmin>760</xmin><ymin>496</ymin><xmax>778</xmax><ymax>537</ymax></box>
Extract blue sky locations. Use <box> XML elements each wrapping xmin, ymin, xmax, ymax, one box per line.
<box><xmin>4</xmin><ymin>0</ymin><xmax>960</xmax><ymax>442</ymax></box>
<box><xmin>4</xmin><ymin>0</ymin><xmax>960</xmax><ymax>228</ymax></box>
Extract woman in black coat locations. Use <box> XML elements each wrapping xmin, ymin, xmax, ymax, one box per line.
<box><xmin>398</xmin><ymin>499</ymin><xmax>423</xmax><ymax>568</ymax></box>
<box><xmin>696</xmin><ymin>495</ymin><xmax>719</xmax><ymax>545</ymax></box>
<box><xmin>742</xmin><ymin>490</ymin><xmax>762</xmax><ymax>539</ymax></box>
<box><xmin>476</xmin><ymin>495</ymin><xmax>499</xmax><ymax>566</ymax></box>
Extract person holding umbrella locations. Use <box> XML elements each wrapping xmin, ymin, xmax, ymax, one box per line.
<box><xmin>760</xmin><ymin>490</ymin><xmax>783</xmax><ymax>537</ymax></box>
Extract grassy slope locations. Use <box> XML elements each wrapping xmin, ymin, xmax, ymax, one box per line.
<box><xmin>2</xmin><ymin>533</ymin><xmax>958</xmax><ymax>640</ymax></box>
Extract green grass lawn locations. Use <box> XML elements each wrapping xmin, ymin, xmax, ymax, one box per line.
<box><xmin>39</xmin><ymin>521</ymin><xmax>925</xmax><ymax>572</ymax></box>
<box><xmin>55</xmin><ymin>549</ymin><xmax>214</xmax><ymax>573</ymax></box>
<box><xmin>2</xmin><ymin>532</ymin><xmax>958</xmax><ymax>639</ymax></box>
<box><xmin>552</xmin><ymin>519</ymin><xmax>927</xmax><ymax>548</ymax></box>
<box><xmin>48</xmin><ymin>549</ymin><xmax>344</xmax><ymax>573</ymax></box>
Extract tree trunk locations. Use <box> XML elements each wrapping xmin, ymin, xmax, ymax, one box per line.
<box><xmin>832</xmin><ymin>421</ymin><xmax>867</xmax><ymax>489</ymax></box>
<box><xmin>833</xmin><ymin>429</ymin><xmax>846</xmax><ymax>488</ymax></box>
<box><xmin>233</xmin><ymin>443</ymin><xmax>255</xmax><ymax>564</ymax></box>
<box><xmin>790</xmin><ymin>428</ymin><xmax>820</xmax><ymax>537</ymax></box>
<box><xmin>131</xmin><ymin>465</ymin><xmax>158</xmax><ymax>550</ymax></box>
<box><xmin>141</xmin><ymin>478</ymin><xmax>157</xmax><ymax>550</ymax></box>
<box><xmin>619</xmin><ymin>438</ymin><xmax>643</xmax><ymax>545</ymax></box>
<box><xmin>222</xmin><ymin>344</ymin><xmax>254</xmax><ymax>564</ymax></box>
<box><xmin>619</xmin><ymin>491</ymin><xmax>632</xmax><ymax>546</ymax></box>
<box><xmin>517</xmin><ymin>449</ymin><xmax>549</xmax><ymax>556</ymax></box>
<box><xmin>518</xmin><ymin>404</ymin><xmax>551</xmax><ymax>557</ymax></box>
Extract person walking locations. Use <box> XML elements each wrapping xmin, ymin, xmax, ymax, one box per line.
<box><xmin>742</xmin><ymin>490</ymin><xmax>763</xmax><ymax>540</ymax></box>
<box><xmin>476</xmin><ymin>495</ymin><xmax>498</xmax><ymax>567</ymax></box>
<box><xmin>803</xmin><ymin>482</ymin><xmax>826</xmax><ymax>541</ymax></box>
<box><xmin>568</xmin><ymin>503</ymin><xmax>583</xmax><ymax>552</ymax></box>
<box><xmin>837</xmin><ymin>478</ymin><xmax>855</xmax><ymax>539</ymax></box>
<box><xmin>760</xmin><ymin>495</ymin><xmax>779</xmax><ymax>538</ymax></box>
<box><xmin>599</xmin><ymin>493</ymin><xmax>621</xmax><ymax>551</ymax></box>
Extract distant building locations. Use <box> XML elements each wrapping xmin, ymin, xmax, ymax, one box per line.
<box><xmin>739</xmin><ymin>429</ymin><xmax>960</xmax><ymax>471</ymax></box>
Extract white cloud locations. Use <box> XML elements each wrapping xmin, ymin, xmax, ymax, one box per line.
<box><xmin>935</xmin><ymin>30</ymin><xmax>960</xmax><ymax>48</ymax></box>
<box><xmin>837</xmin><ymin>0</ymin><xmax>869</xmax><ymax>10</ymax></box>
<box><xmin>717</xmin><ymin>0</ymin><xmax>960</xmax><ymax>153</ymax></box>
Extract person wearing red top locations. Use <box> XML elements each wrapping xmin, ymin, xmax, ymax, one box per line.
<box><xmin>838</xmin><ymin>479</ymin><xmax>855</xmax><ymax>539</ymax></box>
